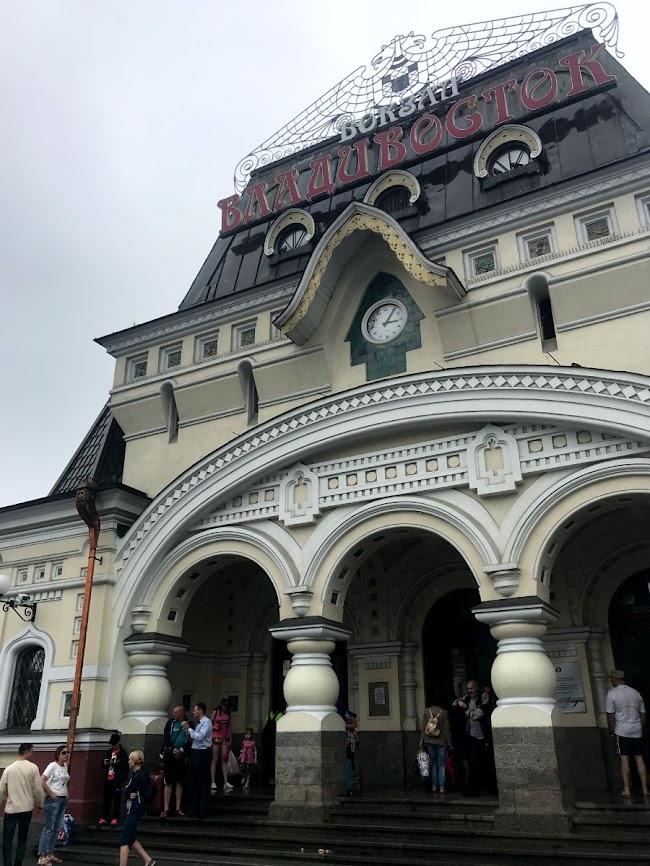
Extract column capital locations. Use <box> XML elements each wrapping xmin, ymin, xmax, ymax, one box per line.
<box><xmin>483</xmin><ymin>563</ymin><xmax>520</xmax><ymax>598</ymax></box>
<box><xmin>472</xmin><ymin>596</ymin><xmax>559</xmax><ymax>629</ymax></box>
<box><xmin>123</xmin><ymin>632</ymin><xmax>190</xmax><ymax>658</ymax></box>
<box><xmin>270</xmin><ymin>616</ymin><xmax>351</xmax><ymax>644</ymax></box>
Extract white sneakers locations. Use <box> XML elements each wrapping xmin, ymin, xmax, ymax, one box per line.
<box><xmin>210</xmin><ymin>782</ymin><xmax>217</xmax><ymax>792</ymax></box>
<box><xmin>223</xmin><ymin>782</ymin><xmax>234</xmax><ymax>792</ymax></box>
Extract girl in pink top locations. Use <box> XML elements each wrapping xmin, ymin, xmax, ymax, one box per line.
<box><xmin>210</xmin><ymin>698</ymin><xmax>232</xmax><ymax>792</ymax></box>
<box><xmin>238</xmin><ymin>728</ymin><xmax>257</xmax><ymax>791</ymax></box>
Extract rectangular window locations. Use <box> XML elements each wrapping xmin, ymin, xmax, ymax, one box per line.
<box><xmin>70</xmin><ymin>640</ymin><xmax>79</xmax><ymax>659</ymax></box>
<box><xmin>517</xmin><ymin>225</ymin><xmax>557</xmax><ymax>262</ymax></box>
<box><xmin>233</xmin><ymin>322</ymin><xmax>257</xmax><ymax>350</ymax></box>
<box><xmin>161</xmin><ymin>343</ymin><xmax>182</xmax><ymax>371</ymax></box>
<box><xmin>17</xmin><ymin>569</ymin><xmax>28</xmax><ymax>585</ymax></box>
<box><xmin>127</xmin><ymin>354</ymin><xmax>148</xmax><ymax>381</ymax></box>
<box><xmin>52</xmin><ymin>562</ymin><xmax>63</xmax><ymax>580</ymax></box>
<box><xmin>62</xmin><ymin>692</ymin><xmax>73</xmax><ymax>718</ymax></box>
<box><xmin>196</xmin><ymin>332</ymin><xmax>219</xmax><ymax>361</ymax></box>
<box><xmin>34</xmin><ymin>566</ymin><xmax>46</xmax><ymax>583</ymax></box>
<box><xmin>575</xmin><ymin>206</ymin><xmax>618</xmax><ymax>244</ymax></box>
<box><xmin>73</xmin><ymin>616</ymin><xmax>82</xmax><ymax>634</ymax></box>
<box><xmin>465</xmin><ymin>243</ymin><xmax>499</xmax><ymax>279</ymax></box>
<box><xmin>76</xmin><ymin>593</ymin><xmax>85</xmax><ymax>612</ymax></box>
<box><xmin>635</xmin><ymin>193</ymin><xmax>650</xmax><ymax>227</ymax></box>
<box><xmin>80</xmin><ymin>567</ymin><xmax>87</xmax><ymax>578</ymax></box>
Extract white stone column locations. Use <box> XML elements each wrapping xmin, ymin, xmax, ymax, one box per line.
<box><xmin>120</xmin><ymin>633</ymin><xmax>188</xmax><ymax>735</ymax></box>
<box><xmin>268</xmin><ymin>618</ymin><xmax>349</xmax><ymax>822</ymax></box>
<box><xmin>473</xmin><ymin>597</ymin><xmax>558</xmax><ymax>728</ymax></box>
<box><xmin>247</xmin><ymin>651</ymin><xmax>267</xmax><ymax>733</ymax></box>
<box><xmin>400</xmin><ymin>641</ymin><xmax>418</xmax><ymax>731</ymax></box>
<box><xmin>472</xmin><ymin>597</ymin><xmax>572</xmax><ymax>825</ymax></box>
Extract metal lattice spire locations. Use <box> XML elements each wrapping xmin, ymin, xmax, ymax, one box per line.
<box><xmin>233</xmin><ymin>3</ymin><xmax>622</xmax><ymax>192</ymax></box>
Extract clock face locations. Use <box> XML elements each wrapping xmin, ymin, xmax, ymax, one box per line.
<box><xmin>362</xmin><ymin>299</ymin><xmax>408</xmax><ymax>344</ymax></box>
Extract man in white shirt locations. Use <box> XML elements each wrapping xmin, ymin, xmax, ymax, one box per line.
<box><xmin>0</xmin><ymin>743</ymin><xmax>45</xmax><ymax>866</ymax></box>
<box><xmin>606</xmin><ymin>669</ymin><xmax>648</xmax><ymax>797</ymax></box>
<box><xmin>182</xmin><ymin>703</ymin><xmax>212</xmax><ymax>818</ymax></box>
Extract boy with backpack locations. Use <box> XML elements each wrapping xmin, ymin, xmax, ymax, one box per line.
<box><xmin>119</xmin><ymin>750</ymin><xmax>156</xmax><ymax>866</ymax></box>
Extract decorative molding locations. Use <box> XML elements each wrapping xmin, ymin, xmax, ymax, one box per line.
<box><xmin>443</xmin><ymin>331</ymin><xmax>537</xmax><ymax>361</ymax></box>
<box><xmin>278</xmin><ymin>464</ymin><xmax>321</xmax><ymax>526</ymax></box>
<box><xmin>114</xmin><ymin>366</ymin><xmax>650</xmax><ymax>581</ymax></box>
<box><xmin>264</xmin><ymin>209</ymin><xmax>316</xmax><ymax>257</ymax></box>
<box><xmin>98</xmin><ymin>282</ymin><xmax>298</xmax><ymax>357</ymax></box>
<box><xmin>364</xmin><ymin>170</ymin><xmax>421</xmax><ymax>207</ymax></box>
<box><xmin>275</xmin><ymin>202</ymin><xmax>461</xmax><ymax>345</ymax></box>
<box><xmin>467</xmin><ymin>425</ymin><xmax>523</xmax><ymax>496</ymax></box>
<box><xmin>194</xmin><ymin>423</ymin><xmax>648</xmax><ymax>531</ymax></box>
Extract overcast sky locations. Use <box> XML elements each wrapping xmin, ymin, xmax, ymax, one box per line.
<box><xmin>1</xmin><ymin>0</ymin><xmax>648</xmax><ymax>508</ymax></box>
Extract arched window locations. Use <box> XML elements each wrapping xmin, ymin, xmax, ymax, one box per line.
<box><xmin>276</xmin><ymin>225</ymin><xmax>309</xmax><ymax>254</ymax></box>
<box><xmin>374</xmin><ymin>186</ymin><xmax>412</xmax><ymax>215</ymax></box>
<box><xmin>237</xmin><ymin>360</ymin><xmax>259</xmax><ymax>425</ymax></box>
<box><xmin>8</xmin><ymin>646</ymin><xmax>45</xmax><ymax>728</ymax></box>
<box><xmin>488</xmin><ymin>144</ymin><xmax>532</xmax><ymax>176</ymax></box>
<box><xmin>160</xmin><ymin>382</ymin><xmax>179</xmax><ymax>443</ymax></box>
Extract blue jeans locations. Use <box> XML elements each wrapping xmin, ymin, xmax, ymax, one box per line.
<box><xmin>424</xmin><ymin>743</ymin><xmax>447</xmax><ymax>791</ymax></box>
<box><xmin>3</xmin><ymin>811</ymin><xmax>32</xmax><ymax>866</ymax></box>
<box><xmin>38</xmin><ymin>795</ymin><xmax>68</xmax><ymax>855</ymax></box>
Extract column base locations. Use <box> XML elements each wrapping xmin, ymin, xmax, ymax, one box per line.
<box><xmin>493</xmin><ymin>725</ymin><xmax>574</xmax><ymax>830</ymax></box>
<box><xmin>269</xmin><ymin>728</ymin><xmax>345</xmax><ymax>823</ymax></box>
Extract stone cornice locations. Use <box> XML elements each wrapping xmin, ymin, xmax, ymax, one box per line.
<box><xmin>96</xmin><ymin>280</ymin><xmax>298</xmax><ymax>357</ymax></box>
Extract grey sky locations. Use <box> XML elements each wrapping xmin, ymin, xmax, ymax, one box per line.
<box><xmin>1</xmin><ymin>0</ymin><xmax>647</xmax><ymax>507</ymax></box>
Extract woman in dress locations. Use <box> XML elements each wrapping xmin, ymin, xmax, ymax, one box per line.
<box><xmin>37</xmin><ymin>744</ymin><xmax>70</xmax><ymax>866</ymax></box>
<box><xmin>210</xmin><ymin>698</ymin><xmax>232</xmax><ymax>792</ymax></box>
<box><xmin>119</xmin><ymin>751</ymin><xmax>155</xmax><ymax>866</ymax></box>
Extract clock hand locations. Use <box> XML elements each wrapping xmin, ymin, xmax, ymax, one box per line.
<box><xmin>382</xmin><ymin>309</ymin><xmax>398</xmax><ymax>326</ymax></box>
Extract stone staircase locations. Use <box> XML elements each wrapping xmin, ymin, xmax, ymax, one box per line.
<box><xmin>59</xmin><ymin>792</ymin><xmax>650</xmax><ymax>866</ymax></box>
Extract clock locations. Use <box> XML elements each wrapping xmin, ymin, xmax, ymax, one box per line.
<box><xmin>361</xmin><ymin>298</ymin><xmax>408</xmax><ymax>344</ymax></box>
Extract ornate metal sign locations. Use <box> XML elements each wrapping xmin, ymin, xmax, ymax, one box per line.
<box><xmin>233</xmin><ymin>3</ymin><xmax>621</xmax><ymax>191</ymax></box>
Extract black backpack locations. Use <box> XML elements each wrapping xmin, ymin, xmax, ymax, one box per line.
<box><xmin>140</xmin><ymin>775</ymin><xmax>157</xmax><ymax>806</ymax></box>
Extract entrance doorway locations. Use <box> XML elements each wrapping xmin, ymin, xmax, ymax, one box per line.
<box><xmin>422</xmin><ymin>588</ymin><xmax>497</xmax><ymax>707</ymax></box>
<box><xmin>609</xmin><ymin>569</ymin><xmax>650</xmax><ymax>716</ymax></box>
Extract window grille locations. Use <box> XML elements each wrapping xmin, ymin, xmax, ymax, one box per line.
<box><xmin>7</xmin><ymin>646</ymin><xmax>45</xmax><ymax>728</ymax></box>
<box><xmin>374</xmin><ymin>186</ymin><xmax>411</xmax><ymax>214</ymax></box>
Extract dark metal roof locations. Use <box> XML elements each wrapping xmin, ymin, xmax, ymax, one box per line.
<box><xmin>49</xmin><ymin>404</ymin><xmax>126</xmax><ymax>495</ymax></box>
<box><xmin>178</xmin><ymin>32</ymin><xmax>650</xmax><ymax>311</ymax></box>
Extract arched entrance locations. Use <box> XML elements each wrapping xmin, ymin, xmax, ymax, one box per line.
<box><xmin>422</xmin><ymin>587</ymin><xmax>497</xmax><ymax>708</ymax></box>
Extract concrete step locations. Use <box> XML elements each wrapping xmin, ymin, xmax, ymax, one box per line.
<box><xmin>65</xmin><ymin>818</ymin><xmax>650</xmax><ymax>866</ymax></box>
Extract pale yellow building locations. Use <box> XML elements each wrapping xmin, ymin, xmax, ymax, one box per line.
<box><xmin>1</xmin><ymin>26</ymin><xmax>650</xmax><ymax>824</ymax></box>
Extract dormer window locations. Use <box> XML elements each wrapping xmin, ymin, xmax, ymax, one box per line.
<box><xmin>374</xmin><ymin>185</ymin><xmax>412</xmax><ymax>215</ymax></box>
<box><xmin>277</xmin><ymin>225</ymin><xmax>309</xmax><ymax>253</ymax></box>
<box><xmin>474</xmin><ymin>124</ymin><xmax>543</xmax><ymax>186</ymax></box>
<box><xmin>489</xmin><ymin>144</ymin><xmax>531</xmax><ymax>176</ymax></box>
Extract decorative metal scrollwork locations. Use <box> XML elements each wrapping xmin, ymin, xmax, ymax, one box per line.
<box><xmin>233</xmin><ymin>4</ymin><xmax>622</xmax><ymax>191</ymax></box>
<box><xmin>2</xmin><ymin>598</ymin><xmax>37</xmax><ymax>622</ymax></box>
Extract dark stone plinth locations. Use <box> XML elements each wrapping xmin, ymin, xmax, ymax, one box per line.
<box><xmin>493</xmin><ymin>725</ymin><xmax>573</xmax><ymax>831</ymax></box>
<box><xmin>269</xmin><ymin>730</ymin><xmax>345</xmax><ymax>823</ymax></box>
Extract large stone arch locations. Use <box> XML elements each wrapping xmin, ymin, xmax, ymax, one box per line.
<box><xmin>113</xmin><ymin>367</ymin><xmax>650</xmax><ymax>627</ymax></box>
<box><xmin>509</xmin><ymin>459</ymin><xmax>650</xmax><ymax>594</ymax></box>
<box><xmin>305</xmin><ymin>495</ymin><xmax>499</xmax><ymax>618</ymax></box>
<box><xmin>115</xmin><ymin>522</ymin><xmax>300</xmax><ymax>634</ymax></box>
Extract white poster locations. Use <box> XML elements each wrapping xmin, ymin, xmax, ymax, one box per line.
<box><xmin>374</xmin><ymin>686</ymin><xmax>386</xmax><ymax>705</ymax></box>
<box><xmin>555</xmin><ymin>661</ymin><xmax>586</xmax><ymax>713</ymax></box>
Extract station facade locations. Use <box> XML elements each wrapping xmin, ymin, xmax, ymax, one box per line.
<box><xmin>1</xmin><ymin>26</ymin><xmax>650</xmax><ymax>824</ymax></box>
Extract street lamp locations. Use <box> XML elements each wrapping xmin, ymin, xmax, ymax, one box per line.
<box><xmin>0</xmin><ymin>574</ymin><xmax>37</xmax><ymax>622</ymax></box>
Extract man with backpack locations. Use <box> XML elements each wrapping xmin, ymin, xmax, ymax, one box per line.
<box><xmin>118</xmin><ymin>750</ymin><xmax>156</xmax><ymax>866</ymax></box>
